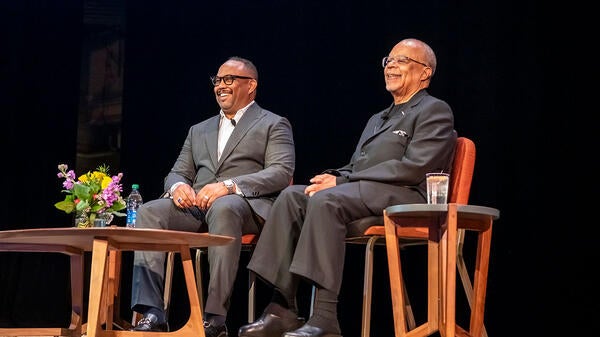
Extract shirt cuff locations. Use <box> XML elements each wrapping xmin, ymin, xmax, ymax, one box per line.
<box><xmin>170</xmin><ymin>182</ymin><xmax>186</xmax><ymax>194</ymax></box>
<box><xmin>231</xmin><ymin>179</ymin><xmax>244</xmax><ymax>196</ymax></box>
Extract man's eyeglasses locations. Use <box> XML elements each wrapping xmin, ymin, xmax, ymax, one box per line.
<box><xmin>382</xmin><ymin>55</ymin><xmax>428</xmax><ymax>68</ymax></box>
<box><xmin>210</xmin><ymin>74</ymin><xmax>254</xmax><ymax>86</ymax></box>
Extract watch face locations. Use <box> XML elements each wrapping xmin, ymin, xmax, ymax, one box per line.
<box><xmin>224</xmin><ymin>180</ymin><xmax>234</xmax><ymax>193</ymax></box>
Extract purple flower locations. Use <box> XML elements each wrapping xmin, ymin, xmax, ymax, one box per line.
<box><xmin>62</xmin><ymin>179</ymin><xmax>74</xmax><ymax>190</ymax></box>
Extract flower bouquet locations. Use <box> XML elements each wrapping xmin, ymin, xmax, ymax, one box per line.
<box><xmin>55</xmin><ymin>163</ymin><xmax>126</xmax><ymax>228</ymax></box>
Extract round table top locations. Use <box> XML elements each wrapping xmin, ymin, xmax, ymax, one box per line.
<box><xmin>385</xmin><ymin>203</ymin><xmax>500</xmax><ymax>219</ymax></box>
<box><xmin>0</xmin><ymin>227</ymin><xmax>234</xmax><ymax>252</ymax></box>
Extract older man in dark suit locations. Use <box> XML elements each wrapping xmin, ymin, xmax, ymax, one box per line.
<box><xmin>238</xmin><ymin>38</ymin><xmax>456</xmax><ymax>337</ymax></box>
<box><xmin>130</xmin><ymin>56</ymin><xmax>295</xmax><ymax>337</ymax></box>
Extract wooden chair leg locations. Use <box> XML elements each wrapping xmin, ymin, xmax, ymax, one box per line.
<box><xmin>456</xmin><ymin>229</ymin><xmax>488</xmax><ymax>337</ymax></box>
<box><xmin>361</xmin><ymin>236</ymin><xmax>376</xmax><ymax>337</ymax></box>
<box><xmin>195</xmin><ymin>248</ymin><xmax>205</xmax><ymax>311</ymax></box>
<box><xmin>163</xmin><ymin>251</ymin><xmax>176</xmax><ymax>318</ymax></box>
<box><xmin>131</xmin><ymin>311</ymin><xmax>142</xmax><ymax>327</ymax></box>
<box><xmin>248</xmin><ymin>269</ymin><xmax>256</xmax><ymax>323</ymax></box>
<box><xmin>362</xmin><ymin>236</ymin><xmax>416</xmax><ymax>337</ymax></box>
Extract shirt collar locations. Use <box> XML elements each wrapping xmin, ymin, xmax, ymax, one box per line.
<box><xmin>219</xmin><ymin>100</ymin><xmax>255</xmax><ymax>124</ymax></box>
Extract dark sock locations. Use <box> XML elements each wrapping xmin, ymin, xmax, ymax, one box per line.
<box><xmin>307</xmin><ymin>287</ymin><xmax>340</xmax><ymax>334</ymax></box>
<box><xmin>270</xmin><ymin>287</ymin><xmax>299</xmax><ymax>315</ymax></box>
<box><xmin>270</xmin><ymin>289</ymin><xmax>290</xmax><ymax>309</ymax></box>
<box><xmin>205</xmin><ymin>312</ymin><xmax>226</xmax><ymax>326</ymax></box>
<box><xmin>264</xmin><ymin>302</ymin><xmax>298</xmax><ymax>320</ymax></box>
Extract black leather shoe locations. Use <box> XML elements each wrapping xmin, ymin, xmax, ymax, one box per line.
<box><xmin>130</xmin><ymin>313</ymin><xmax>169</xmax><ymax>332</ymax></box>
<box><xmin>204</xmin><ymin>320</ymin><xmax>228</xmax><ymax>337</ymax></box>
<box><xmin>238</xmin><ymin>312</ymin><xmax>305</xmax><ymax>337</ymax></box>
<box><xmin>282</xmin><ymin>324</ymin><xmax>342</xmax><ymax>337</ymax></box>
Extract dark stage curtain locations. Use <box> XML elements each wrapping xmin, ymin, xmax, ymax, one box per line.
<box><xmin>0</xmin><ymin>0</ymin><xmax>84</xmax><ymax>327</ymax></box>
<box><xmin>0</xmin><ymin>0</ymin><xmax>543</xmax><ymax>335</ymax></box>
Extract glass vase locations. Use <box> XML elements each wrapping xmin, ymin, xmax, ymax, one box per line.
<box><xmin>93</xmin><ymin>212</ymin><xmax>114</xmax><ymax>227</ymax></box>
<box><xmin>74</xmin><ymin>211</ymin><xmax>91</xmax><ymax>228</ymax></box>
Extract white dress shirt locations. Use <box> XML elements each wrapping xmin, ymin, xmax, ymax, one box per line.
<box><xmin>217</xmin><ymin>101</ymin><xmax>253</xmax><ymax>160</ymax></box>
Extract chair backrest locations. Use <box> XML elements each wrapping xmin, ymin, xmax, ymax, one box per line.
<box><xmin>449</xmin><ymin>137</ymin><xmax>476</xmax><ymax>259</ymax></box>
<box><xmin>448</xmin><ymin>137</ymin><xmax>476</xmax><ymax>204</ymax></box>
<box><xmin>347</xmin><ymin>136</ymin><xmax>476</xmax><ymax>239</ymax></box>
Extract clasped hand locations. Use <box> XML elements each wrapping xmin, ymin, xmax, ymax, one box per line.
<box><xmin>172</xmin><ymin>182</ymin><xmax>228</xmax><ymax>211</ymax></box>
<box><xmin>304</xmin><ymin>173</ymin><xmax>336</xmax><ymax>197</ymax></box>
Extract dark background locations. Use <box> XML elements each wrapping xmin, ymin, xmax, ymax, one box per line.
<box><xmin>0</xmin><ymin>0</ymin><xmax>560</xmax><ymax>336</ymax></box>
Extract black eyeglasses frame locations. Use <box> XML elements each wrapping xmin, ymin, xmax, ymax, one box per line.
<box><xmin>210</xmin><ymin>74</ymin><xmax>254</xmax><ymax>86</ymax></box>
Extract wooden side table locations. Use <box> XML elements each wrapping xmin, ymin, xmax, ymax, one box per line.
<box><xmin>0</xmin><ymin>227</ymin><xmax>233</xmax><ymax>337</ymax></box>
<box><xmin>383</xmin><ymin>203</ymin><xmax>500</xmax><ymax>337</ymax></box>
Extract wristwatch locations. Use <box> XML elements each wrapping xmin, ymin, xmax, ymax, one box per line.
<box><xmin>223</xmin><ymin>179</ymin><xmax>235</xmax><ymax>194</ymax></box>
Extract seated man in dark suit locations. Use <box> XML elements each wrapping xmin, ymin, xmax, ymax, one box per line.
<box><xmin>130</xmin><ymin>56</ymin><xmax>295</xmax><ymax>337</ymax></box>
<box><xmin>238</xmin><ymin>38</ymin><xmax>456</xmax><ymax>337</ymax></box>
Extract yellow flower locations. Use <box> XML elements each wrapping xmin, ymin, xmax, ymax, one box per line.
<box><xmin>77</xmin><ymin>170</ymin><xmax>113</xmax><ymax>191</ymax></box>
<box><xmin>101</xmin><ymin>175</ymin><xmax>112</xmax><ymax>190</ymax></box>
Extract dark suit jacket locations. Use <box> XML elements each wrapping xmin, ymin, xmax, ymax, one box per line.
<box><xmin>249</xmin><ymin>90</ymin><xmax>457</xmax><ymax>294</ymax></box>
<box><xmin>164</xmin><ymin>102</ymin><xmax>295</xmax><ymax>221</ymax></box>
<box><xmin>328</xmin><ymin>89</ymin><xmax>456</xmax><ymax>213</ymax></box>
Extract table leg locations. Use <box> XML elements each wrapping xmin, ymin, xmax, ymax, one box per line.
<box><xmin>0</xmin><ymin>244</ymin><xmax>85</xmax><ymax>337</ymax></box>
<box><xmin>384</xmin><ymin>210</ymin><xmax>409</xmax><ymax>336</ymax></box>
<box><xmin>86</xmin><ymin>238</ymin><xmax>109</xmax><ymax>337</ymax></box>
<box><xmin>440</xmin><ymin>203</ymin><xmax>458</xmax><ymax>337</ymax></box>
<box><xmin>67</xmin><ymin>252</ymin><xmax>84</xmax><ymax>336</ymax></box>
<box><xmin>469</xmin><ymin>222</ymin><xmax>493</xmax><ymax>337</ymax></box>
<box><xmin>82</xmin><ymin>244</ymin><xmax>209</xmax><ymax>337</ymax></box>
<box><xmin>179</xmin><ymin>245</ymin><xmax>206</xmax><ymax>337</ymax></box>
<box><xmin>427</xmin><ymin>232</ymin><xmax>440</xmax><ymax>335</ymax></box>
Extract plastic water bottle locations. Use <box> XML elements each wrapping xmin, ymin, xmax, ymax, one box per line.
<box><xmin>126</xmin><ymin>184</ymin><xmax>143</xmax><ymax>228</ymax></box>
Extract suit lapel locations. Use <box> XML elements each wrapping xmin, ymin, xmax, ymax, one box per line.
<box><xmin>359</xmin><ymin>91</ymin><xmax>427</xmax><ymax>147</ymax></box>
<box><xmin>216</xmin><ymin>103</ymin><xmax>263</xmax><ymax>170</ymax></box>
<box><xmin>206</xmin><ymin>116</ymin><xmax>220</xmax><ymax>168</ymax></box>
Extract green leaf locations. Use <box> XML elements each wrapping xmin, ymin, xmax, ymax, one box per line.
<box><xmin>97</xmin><ymin>164</ymin><xmax>110</xmax><ymax>174</ymax></box>
<box><xmin>75</xmin><ymin>200</ymin><xmax>90</xmax><ymax>211</ymax></box>
<box><xmin>72</xmin><ymin>183</ymin><xmax>92</xmax><ymax>201</ymax></box>
<box><xmin>111</xmin><ymin>200</ymin><xmax>127</xmax><ymax>212</ymax></box>
<box><xmin>54</xmin><ymin>200</ymin><xmax>75</xmax><ymax>213</ymax></box>
<box><xmin>112</xmin><ymin>210</ymin><xmax>126</xmax><ymax>217</ymax></box>
<box><xmin>90</xmin><ymin>204</ymin><xmax>103</xmax><ymax>213</ymax></box>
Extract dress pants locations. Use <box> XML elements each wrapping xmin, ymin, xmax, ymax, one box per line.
<box><xmin>247</xmin><ymin>183</ymin><xmax>374</xmax><ymax>295</ymax></box>
<box><xmin>248</xmin><ymin>182</ymin><xmax>424</xmax><ymax>295</ymax></box>
<box><xmin>131</xmin><ymin>194</ymin><xmax>260</xmax><ymax>316</ymax></box>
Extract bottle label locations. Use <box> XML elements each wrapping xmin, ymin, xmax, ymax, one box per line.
<box><xmin>126</xmin><ymin>209</ymin><xmax>137</xmax><ymax>228</ymax></box>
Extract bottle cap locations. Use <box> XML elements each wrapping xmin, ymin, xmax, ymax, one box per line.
<box><xmin>132</xmin><ymin>184</ymin><xmax>139</xmax><ymax>189</ymax></box>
